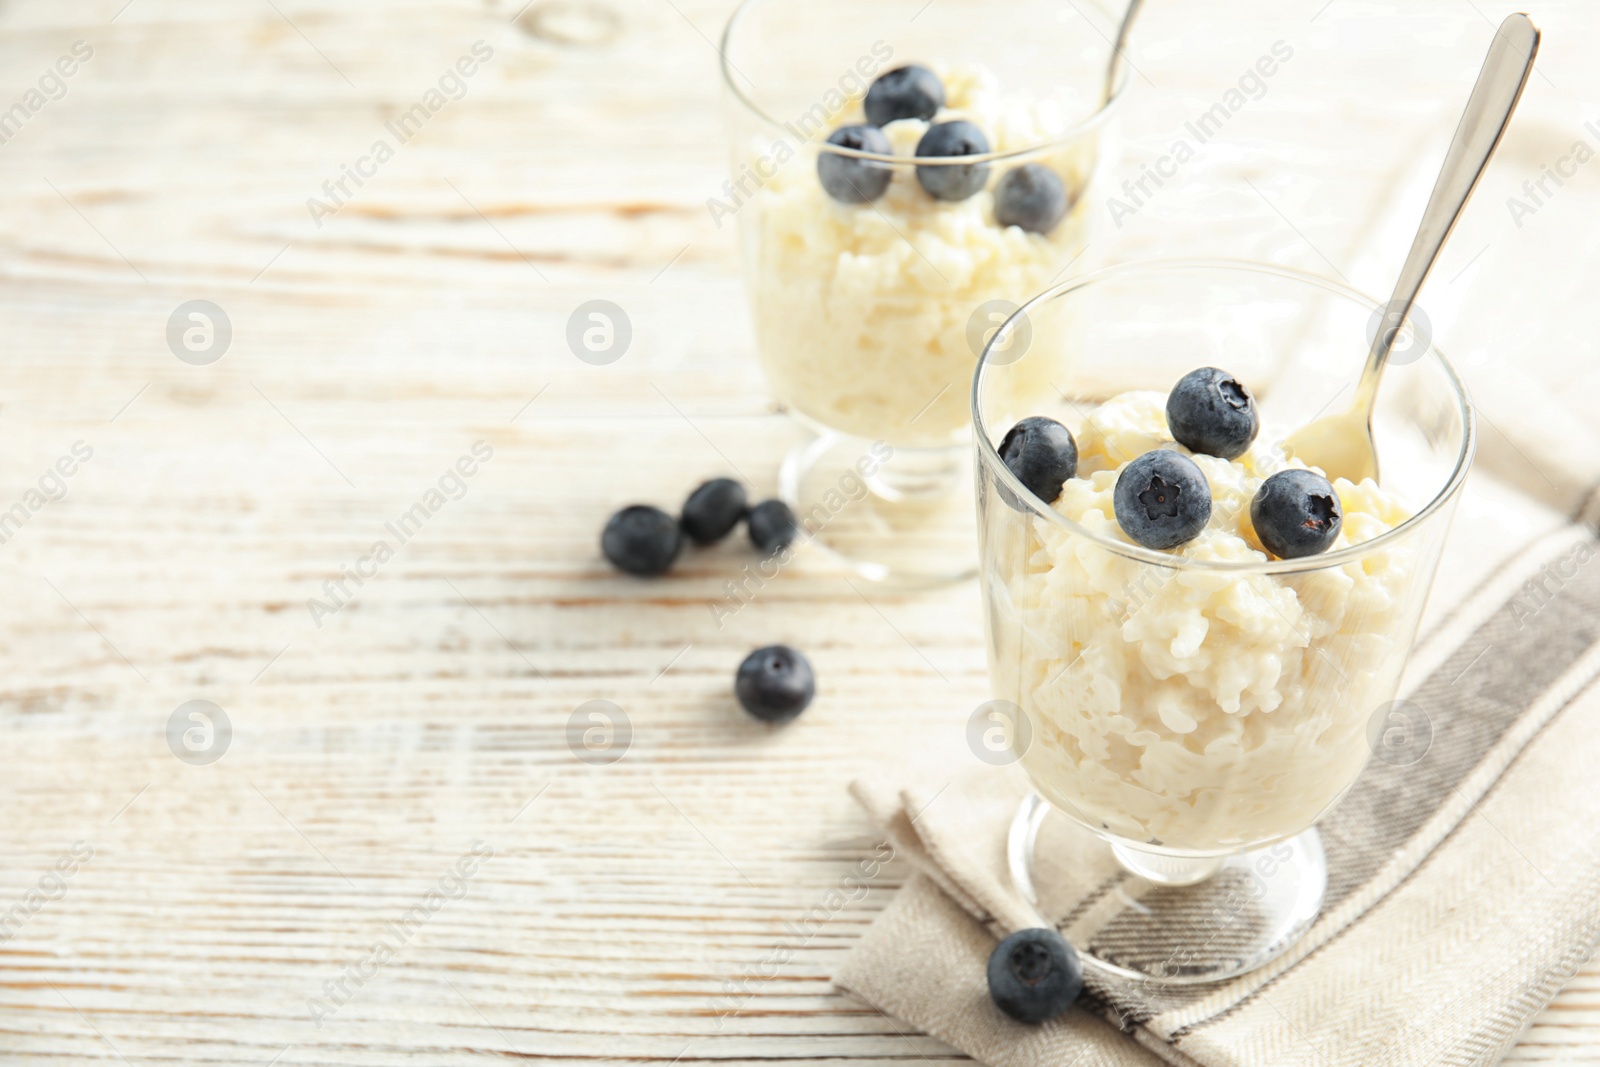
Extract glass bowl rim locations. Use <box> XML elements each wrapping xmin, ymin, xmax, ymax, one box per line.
<box><xmin>970</xmin><ymin>257</ymin><xmax>1478</xmax><ymax>575</ymax></box>
<box><xmin>717</xmin><ymin>0</ymin><xmax>1130</xmax><ymax>166</ymax></box>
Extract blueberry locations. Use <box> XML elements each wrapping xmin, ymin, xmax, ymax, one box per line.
<box><xmin>601</xmin><ymin>505</ymin><xmax>683</xmax><ymax>576</ymax></box>
<box><xmin>1113</xmin><ymin>450</ymin><xmax>1212</xmax><ymax>550</ymax></box>
<box><xmin>998</xmin><ymin>416</ymin><xmax>1078</xmax><ymax>505</ymax></box>
<box><xmin>681</xmin><ymin>478</ymin><xmax>747</xmax><ymax>546</ymax></box>
<box><xmin>736</xmin><ymin>645</ymin><xmax>815</xmax><ymax>723</ymax></box>
<box><xmin>993</xmin><ymin>164</ymin><xmax>1069</xmax><ymax>235</ymax></box>
<box><xmin>863</xmin><ymin>65</ymin><xmax>945</xmax><ymax>126</ymax></box>
<box><xmin>748</xmin><ymin>499</ymin><xmax>800</xmax><ymax>555</ymax></box>
<box><xmin>1166</xmin><ymin>367</ymin><xmax>1260</xmax><ymax>460</ymax></box>
<box><xmin>818</xmin><ymin>124</ymin><xmax>893</xmax><ymax>204</ymax></box>
<box><xmin>915</xmin><ymin>121</ymin><xmax>991</xmax><ymax>202</ymax></box>
<box><xmin>1251</xmin><ymin>469</ymin><xmax>1343</xmax><ymax>559</ymax></box>
<box><xmin>986</xmin><ymin>928</ymin><xmax>1082</xmax><ymax>1024</ymax></box>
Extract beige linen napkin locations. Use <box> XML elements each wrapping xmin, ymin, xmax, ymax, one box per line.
<box><xmin>836</xmin><ymin>522</ymin><xmax>1600</xmax><ymax>1067</ymax></box>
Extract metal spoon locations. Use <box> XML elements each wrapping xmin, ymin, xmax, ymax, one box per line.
<box><xmin>1103</xmin><ymin>0</ymin><xmax>1145</xmax><ymax>103</ymax></box>
<box><xmin>1284</xmin><ymin>12</ymin><xmax>1539</xmax><ymax>484</ymax></box>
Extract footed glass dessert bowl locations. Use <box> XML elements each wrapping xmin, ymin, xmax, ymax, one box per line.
<box><xmin>720</xmin><ymin>0</ymin><xmax>1127</xmax><ymax>584</ymax></box>
<box><xmin>972</xmin><ymin>260</ymin><xmax>1474</xmax><ymax>982</ymax></box>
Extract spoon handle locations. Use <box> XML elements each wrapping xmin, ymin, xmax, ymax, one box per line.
<box><xmin>1103</xmin><ymin>0</ymin><xmax>1144</xmax><ymax>104</ymax></box>
<box><xmin>1356</xmin><ymin>12</ymin><xmax>1539</xmax><ymax>409</ymax></box>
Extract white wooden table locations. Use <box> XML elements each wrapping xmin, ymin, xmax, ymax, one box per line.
<box><xmin>0</xmin><ymin>0</ymin><xmax>1597</xmax><ymax>1062</ymax></box>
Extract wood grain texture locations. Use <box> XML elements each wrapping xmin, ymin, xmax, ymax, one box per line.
<box><xmin>0</xmin><ymin>0</ymin><xmax>1596</xmax><ymax>1063</ymax></box>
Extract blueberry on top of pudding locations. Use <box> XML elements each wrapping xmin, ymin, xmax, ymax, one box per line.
<box><xmin>998</xmin><ymin>415</ymin><xmax>1078</xmax><ymax>504</ymax></box>
<box><xmin>1251</xmin><ymin>468</ymin><xmax>1343</xmax><ymax>559</ymax></box>
<box><xmin>1113</xmin><ymin>449</ymin><xmax>1212</xmax><ymax>550</ymax></box>
<box><xmin>817</xmin><ymin>124</ymin><xmax>893</xmax><ymax>204</ymax></box>
<box><xmin>994</xmin><ymin>164</ymin><xmax>1069</xmax><ymax>235</ymax></box>
<box><xmin>1166</xmin><ymin>366</ymin><xmax>1260</xmax><ymax>460</ymax></box>
<box><xmin>914</xmin><ymin>120</ymin><xmax>992</xmax><ymax>201</ymax></box>
<box><xmin>864</xmin><ymin>64</ymin><xmax>945</xmax><ymax>126</ymax></box>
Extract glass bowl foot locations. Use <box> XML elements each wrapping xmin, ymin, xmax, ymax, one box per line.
<box><xmin>1007</xmin><ymin>792</ymin><xmax>1326</xmax><ymax>984</ymax></box>
<box><xmin>778</xmin><ymin>431</ymin><xmax>977</xmax><ymax>586</ymax></box>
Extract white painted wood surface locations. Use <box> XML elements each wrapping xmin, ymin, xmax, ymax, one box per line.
<box><xmin>0</xmin><ymin>0</ymin><xmax>1596</xmax><ymax>1062</ymax></box>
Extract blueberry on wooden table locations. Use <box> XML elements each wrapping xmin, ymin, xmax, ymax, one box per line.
<box><xmin>987</xmin><ymin>927</ymin><xmax>1083</xmax><ymax>1024</ymax></box>
<box><xmin>601</xmin><ymin>504</ymin><xmax>683</xmax><ymax>576</ymax></box>
<box><xmin>747</xmin><ymin>499</ymin><xmax>800</xmax><ymax>554</ymax></box>
<box><xmin>735</xmin><ymin>645</ymin><xmax>815</xmax><ymax>723</ymax></box>
<box><xmin>1113</xmin><ymin>450</ymin><xmax>1212</xmax><ymax>550</ymax></box>
<box><xmin>680</xmin><ymin>477</ymin><xmax>747</xmax><ymax>545</ymax></box>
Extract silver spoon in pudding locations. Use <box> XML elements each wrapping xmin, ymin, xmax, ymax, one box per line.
<box><xmin>1103</xmin><ymin>0</ymin><xmax>1145</xmax><ymax>104</ymax></box>
<box><xmin>1285</xmin><ymin>13</ymin><xmax>1539</xmax><ymax>484</ymax></box>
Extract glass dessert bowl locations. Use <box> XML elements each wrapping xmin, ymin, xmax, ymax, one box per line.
<box><xmin>720</xmin><ymin>0</ymin><xmax>1127</xmax><ymax>583</ymax></box>
<box><xmin>972</xmin><ymin>260</ymin><xmax>1474</xmax><ymax>983</ymax></box>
